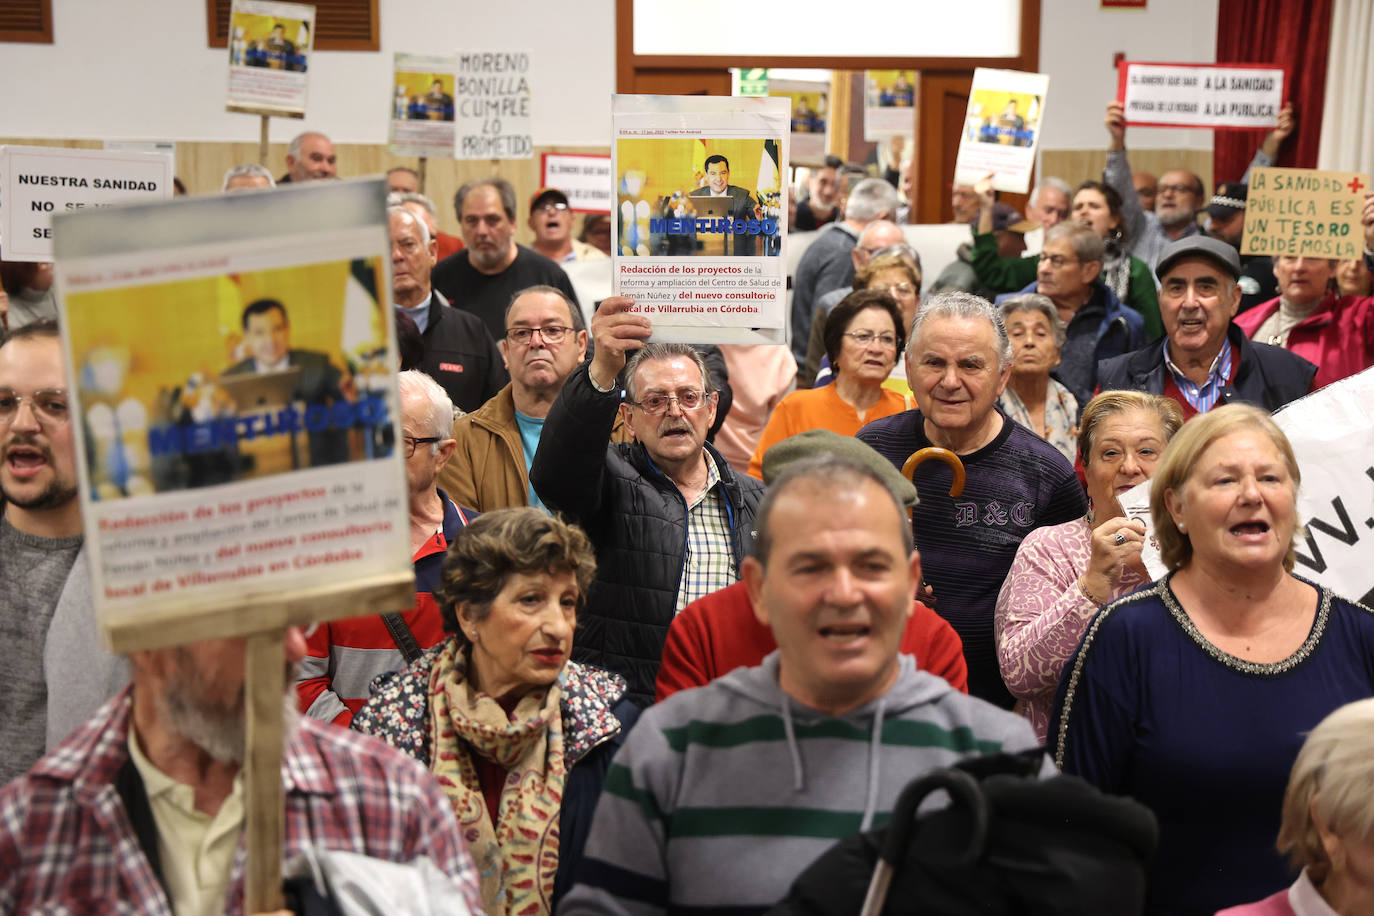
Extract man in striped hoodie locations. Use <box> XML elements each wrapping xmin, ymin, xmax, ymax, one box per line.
<box><xmin>561</xmin><ymin>453</ymin><xmax>1045</xmax><ymax>915</ymax></box>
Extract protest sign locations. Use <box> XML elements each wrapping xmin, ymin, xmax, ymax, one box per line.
<box><xmin>953</xmin><ymin>68</ymin><xmax>1049</xmax><ymax>194</ymax></box>
<box><xmin>612</xmin><ymin>95</ymin><xmax>788</xmax><ymax>345</ymax></box>
<box><xmin>0</xmin><ymin>145</ymin><xmax>173</xmax><ymax>262</ymax></box>
<box><xmin>1117</xmin><ymin>62</ymin><xmax>1284</xmax><ymax>130</ymax></box>
<box><xmin>770</xmin><ymin>78</ymin><xmax>829</xmax><ymax>165</ymax></box>
<box><xmin>541</xmin><ymin>153</ymin><xmax>613</xmax><ymax>213</ymax></box>
<box><xmin>389</xmin><ymin>53</ymin><xmax>458</xmax><ymax>159</ymax></box>
<box><xmin>1241</xmin><ymin>167</ymin><xmax>1370</xmax><ymax>260</ymax></box>
<box><xmin>1118</xmin><ymin>369</ymin><xmax>1374</xmax><ymax>605</ymax></box>
<box><xmin>226</xmin><ymin>0</ymin><xmax>314</xmax><ymax>117</ymax></box>
<box><xmin>455</xmin><ymin>50</ymin><xmax>532</xmax><ymax>159</ymax></box>
<box><xmin>864</xmin><ymin>70</ymin><xmax>916</xmax><ymax>140</ymax></box>
<box><xmin>53</xmin><ymin>179</ymin><xmax>412</xmax><ymax>649</ymax></box>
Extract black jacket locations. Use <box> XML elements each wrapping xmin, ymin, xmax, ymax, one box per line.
<box><xmin>531</xmin><ymin>363</ymin><xmax>764</xmax><ymax>706</ymax></box>
<box><xmin>1095</xmin><ymin>322</ymin><xmax>1316</xmax><ymax>412</ymax></box>
<box><xmin>416</xmin><ymin>291</ymin><xmax>509</xmax><ymax>414</ymax></box>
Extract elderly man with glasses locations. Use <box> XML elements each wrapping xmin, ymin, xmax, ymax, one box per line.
<box><xmin>531</xmin><ymin>296</ymin><xmax>764</xmax><ymax>706</ymax></box>
<box><xmin>297</xmin><ymin>369</ymin><xmax>476</xmax><ymax>725</ymax></box>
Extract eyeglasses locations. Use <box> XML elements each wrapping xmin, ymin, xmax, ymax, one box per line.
<box><xmin>0</xmin><ymin>388</ymin><xmax>70</xmax><ymax>427</ymax></box>
<box><xmin>506</xmin><ymin>325</ymin><xmax>575</xmax><ymax>345</ymax></box>
<box><xmin>629</xmin><ymin>389</ymin><xmax>713</xmax><ymax>414</ymax></box>
<box><xmin>876</xmin><ymin>282</ymin><xmax>915</xmax><ymax>296</ymax></box>
<box><xmin>843</xmin><ymin>330</ymin><xmax>898</xmax><ymax>349</ymax></box>
<box><xmin>1157</xmin><ymin>182</ymin><xmax>1196</xmax><ymax>196</ymax></box>
<box><xmin>534</xmin><ymin>202</ymin><xmax>569</xmax><ymax>213</ymax></box>
<box><xmin>403</xmin><ymin>435</ymin><xmax>441</xmax><ymax>457</ymax></box>
<box><xmin>1038</xmin><ymin>253</ymin><xmax>1079</xmax><ymax>268</ymax></box>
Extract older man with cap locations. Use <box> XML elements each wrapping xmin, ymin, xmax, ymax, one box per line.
<box><xmin>654</xmin><ymin>428</ymin><xmax>967</xmax><ymax>701</ymax></box>
<box><xmin>529</xmin><ymin>187</ymin><xmax>607</xmax><ymax>264</ymax></box>
<box><xmin>1096</xmin><ymin>236</ymin><xmax>1316</xmax><ymax>418</ymax></box>
<box><xmin>560</xmin><ymin>451</ymin><xmax>1043</xmax><ymax>916</ymax></box>
<box><xmin>858</xmin><ymin>291</ymin><xmax>1088</xmax><ymax>709</ymax></box>
<box><xmin>1202</xmin><ymin>181</ymin><xmax>1278</xmax><ymax>312</ymax></box>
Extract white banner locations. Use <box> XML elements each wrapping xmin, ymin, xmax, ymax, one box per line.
<box><xmin>455</xmin><ymin>50</ymin><xmax>532</xmax><ymax>160</ymax></box>
<box><xmin>953</xmin><ymin>68</ymin><xmax>1049</xmax><ymax>194</ymax></box>
<box><xmin>0</xmin><ymin>145</ymin><xmax>173</xmax><ymax>262</ymax></box>
<box><xmin>1118</xmin><ymin>62</ymin><xmax>1284</xmax><ymax>130</ymax></box>
<box><xmin>541</xmin><ymin>153</ymin><xmax>613</xmax><ymax>213</ymax></box>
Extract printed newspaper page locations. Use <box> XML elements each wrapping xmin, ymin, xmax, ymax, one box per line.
<box><xmin>226</xmin><ymin>0</ymin><xmax>314</xmax><ymax>117</ymax></box>
<box><xmin>953</xmin><ymin>68</ymin><xmax>1050</xmax><ymax>195</ymax></box>
<box><xmin>390</xmin><ymin>53</ymin><xmax>458</xmax><ymax>158</ymax></box>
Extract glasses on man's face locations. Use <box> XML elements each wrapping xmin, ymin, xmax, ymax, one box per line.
<box><xmin>535</xmin><ymin>202</ymin><xmax>569</xmax><ymax>214</ymax></box>
<box><xmin>1157</xmin><ymin>183</ymin><xmax>1194</xmax><ymax>196</ymax></box>
<box><xmin>629</xmin><ymin>389</ymin><xmax>712</xmax><ymax>414</ymax></box>
<box><xmin>843</xmin><ymin>330</ymin><xmax>899</xmax><ymax>349</ymax></box>
<box><xmin>403</xmin><ymin>435</ymin><xmax>441</xmax><ymax>458</ymax></box>
<box><xmin>0</xmin><ymin>388</ymin><xmax>70</xmax><ymax>427</ymax></box>
<box><xmin>506</xmin><ymin>325</ymin><xmax>575</xmax><ymax>346</ymax></box>
<box><xmin>1038</xmin><ymin>253</ymin><xmax>1078</xmax><ymax>269</ymax></box>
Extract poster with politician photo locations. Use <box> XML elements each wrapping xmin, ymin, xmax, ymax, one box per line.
<box><xmin>612</xmin><ymin>95</ymin><xmax>789</xmax><ymax>344</ymax></box>
<box><xmin>864</xmin><ymin>70</ymin><xmax>917</xmax><ymax>140</ymax></box>
<box><xmin>390</xmin><ymin>53</ymin><xmax>458</xmax><ymax>158</ymax></box>
<box><xmin>226</xmin><ymin>0</ymin><xmax>315</xmax><ymax>116</ymax></box>
<box><xmin>770</xmin><ymin>78</ymin><xmax>829</xmax><ymax>165</ymax></box>
<box><xmin>953</xmin><ymin>67</ymin><xmax>1050</xmax><ymax>194</ymax></box>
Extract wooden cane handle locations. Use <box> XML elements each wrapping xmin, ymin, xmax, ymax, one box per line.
<box><xmin>901</xmin><ymin>447</ymin><xmax>966</xmax><ymax>497</ymax></box>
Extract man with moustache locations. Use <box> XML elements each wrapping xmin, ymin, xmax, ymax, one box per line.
<box><xmin>531</xmin><ymin>297</ymin><xmax>764</xmax><ymax>706</ymax></box>
<box><xmin>0</xmin><ymin>321</ymin><xmax>127</xmax><ymax>784</ymax></box>
<box><xmin>0</xmin><ymin>625</ymin><xmax>484</xmax><ymax>912</ymax></box>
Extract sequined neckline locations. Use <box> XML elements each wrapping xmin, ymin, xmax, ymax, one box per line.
<box><xmin>1158</xmin><ymin>572</ymin><xmax>1330</xmax><ymax>676</ymax></box>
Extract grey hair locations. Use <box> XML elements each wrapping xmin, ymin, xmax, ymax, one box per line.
<box><xmin>287</xmin><ymin>131</ymin><xmax>328</xmax><ymax>161</ymax></box>
<box><xmin>388</xmin><ymin>191</ymin><xmax>438</xmax><ymax>220</ymax></box>
<box><xmin>505</xmin><ymin>285</ymin><xmax>586</xmax><ymax>333</ymax></box>
<box><xmin>1028</xmin><ymin>176</ymin><xmax>1072</xmax><ymax>208</ymax></box>
<box><xmin>455</xmin><ymin>177</ymin><xmax>517</xmax><ymax>221</ymax></box>
<box><xmin>387</xmin><ymin>205</ymin><xmax>431</xmax><ymax>247</ymax></box>
<box><xmin>753</xmin><ymin>455</ymin><xmax>914</xmax><ymax>567</ymax></box>
<box><xmin>624</xmin><ymin>343</ymin><xmax>713</xmax><ymax>403</ymax></box>
<box><xmin>999</xmin><ymin>293</ymin><xmax>1066</xmax><ymax>349</ymax></box>
<box><xmin>869</xmin><ymin>241</ymin><xmax>922</xmax><ymax>275</ymax></box>
<box><xmin>845</xmin><ymin>177</ymin><xmax>902</xmax><ymax>222</ymax></box>
<box><xmin>396</xmin><ymin>370</ymin><xmax>455</xmax><ymax>446</ymax></box>
<box><xmin>907</xmin><ymin>290</ymin><xmax>1013</xmax><ymax>369</ymax></box>
<box><xmin>1046</xmin><ymin>222</ymin><xmax>1105</xmax><ymax>265</ymax></box>
<box><xmin>221</xmin><ymin>163</ymin><xmax>275</xmax><ymax>191</ymax></box>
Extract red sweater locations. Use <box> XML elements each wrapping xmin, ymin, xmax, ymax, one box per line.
<box><xmin>1234</xmin><ymin>293</ymin><xmax>1374</xmax><ymax>390</ymax></box>
<box><xmin>654</xmin><ymin>581</ymin><xmax>969</xmax><ymax>702</ymax></box>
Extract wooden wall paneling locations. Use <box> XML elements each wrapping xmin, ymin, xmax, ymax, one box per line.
<box><xmin>1039</xmin><ymin>148</ymin><xmax>1214</xmax><ymax>200</ymax></box>
<box><xmin>915</xmin><ymin>72</ymin><xmax>971</xmax><ymax>224</ymax></box>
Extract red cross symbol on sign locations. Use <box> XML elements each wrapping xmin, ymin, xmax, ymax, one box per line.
<box><xmin>1349</xmin><ymin>176</ymin><xmax>1367</xmax><ymax>194</ymax></box>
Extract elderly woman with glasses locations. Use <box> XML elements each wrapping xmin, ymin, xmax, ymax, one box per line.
<box><xmin>1050</xmin><ymin>404</ymin><xmax>1374</xmax><ymax>916</ymax></box>
<box><xmin>996</xmin><ymin>293</ymin><xmax>1079</xmax><ymax>463</ymax></box>
<box><xmin>748</xmin><ymin>289</ymin><xmax>909</xmax><ymax>479</ymax></box>
<box><xmin>355</xmin><ymin>508</ymin><xmax>639</xmax><ymax>916</ymax></box>
<box><xmin>804</xmin><ymin>250</ymin><xmax>923</xmax><ymax>390</ymax></box>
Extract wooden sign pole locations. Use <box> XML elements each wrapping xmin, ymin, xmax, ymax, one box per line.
<box><xmin>259</xmin><ymin>115</ymin><xmax>272</xmax><ymax>167</ymax></box>
<box><xmin>417</xmin><ymin>157</ymin><xmax>428</xmax><ymax>194</ymax></box>
<box><xmin>244</xmin><ymin>629</ymin><xmax>288</xmax><ymax>913</ymax></box>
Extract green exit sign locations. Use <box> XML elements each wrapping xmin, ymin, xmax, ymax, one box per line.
<box><xmin>735</xmin><ymin>68</ymin><xmax>769</xmax><ymax>96</ymax></box>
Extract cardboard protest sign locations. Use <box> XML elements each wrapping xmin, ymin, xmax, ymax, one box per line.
<box><xmin>612</xmin><ymin>95</ymin><xmax>788</xmax><ymax>345</ymax></box>
<box><xmin>0</xmin><ymin>145</ymin><xmax>173</xmax><ymax>262</ymax></box>
<box><xmin>455</xmin><ymin>50</ymin><xmax>532</xmax><ymax>159</ymax></box>
<box><xmin>953</xmin><ymin>68</ymin><xmax>1049</xmax><ymax>194</ymax></box>
<box><xmin>53</xmin><ymin>179</ymin><xmax>412</xmax><ymax>650</ymax></box>
<box><xmin>1242</xmin><ymin>167</ymin><xmax>1370</xmax><ymax>260</ymax></box>
<box><xmin>541</xmin><ymin>153</ymin><xmax>613</xmax><ymax>213</ymax></box>
<box><xmin>390</xmin><ymin>53</ymin><xmax>458</xmax><ymax>158</ymax></box>
<box><xmin>1117</xmin><ymin>62</ymin><xmax>1284</xmax><ymax>130</ymax></box>
<box><xmin>864</xmin><ymin>70</ymin><xmax>916</xmax><ymax>141</ymax></box>
<box><xmin>1119</xmin><ymin>369</ymin><xmax>1374</xmax><ymax>606</ymax></box>
<box><xmin>226</xmin><ymin>0</ymin><xmax>314</xmax><ymax>117</ymax></box>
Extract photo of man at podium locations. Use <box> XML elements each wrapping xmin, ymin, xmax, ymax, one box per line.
<box><xmin>688</xmin><ymin>155</ymin><xmax>765</xmax><ymax>256</ymax></box>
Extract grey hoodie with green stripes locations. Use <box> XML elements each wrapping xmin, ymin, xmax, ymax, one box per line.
<box><xmin>560</xmin><ymin>651</ymin><xmax>1047</xmax><ymax>916</ymax></box>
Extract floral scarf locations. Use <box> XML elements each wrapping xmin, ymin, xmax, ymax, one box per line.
<box><xmin>428</xmin><ymin>640</ymin><xmax>567</xmax><ymax>916</ymax></box>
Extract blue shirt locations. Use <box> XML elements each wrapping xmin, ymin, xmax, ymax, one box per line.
<box><xmin>514</xmin><ymin>409</ymin><xmax>547</xmax><ymax>513</ymax></box>
<box><xmin>398</xmin><ymin>294</ymin><xmax>433</xmax><ymax>334</ymax></box>
<box><xmin>1163</xmin><ymin>334</ymin><xmax>1233</xmax><ymax>413</ymax></box>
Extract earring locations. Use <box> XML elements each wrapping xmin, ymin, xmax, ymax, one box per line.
<box><xmin>1178</xmin><ymin>523</ymin><xmax>1187</xmax><ymax>533</ymax></box>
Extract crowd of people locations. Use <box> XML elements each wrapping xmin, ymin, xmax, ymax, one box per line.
<box><xmin>2</xmin><ymin>98</ymin><xmax>1374</xmax><ymax>916</ymax></box>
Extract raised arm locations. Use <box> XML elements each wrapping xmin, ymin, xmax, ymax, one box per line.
<box><xmin>1102</xmin><ymin>101</ymin><xmax>1148</xmax><ymax>250</ymax></box>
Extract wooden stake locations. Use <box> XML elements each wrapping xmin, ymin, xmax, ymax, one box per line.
<box><xmin>417</xmin><ymin>157</ymin><xmax>428</xmax><ymax>194</ymax></box>
<box><xmin>259</xmin><ymin>115</ymin><xmax>271</xmax><ymax>167</ymax></box>
<box><xmin>244</xmin><ymin>629</ymin><xmax>287</xmax><ymax>913</ymax></box>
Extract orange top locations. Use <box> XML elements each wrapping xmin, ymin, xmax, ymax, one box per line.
<box><xmin>748</xmin><ymin>382</ymin><xmax>909</xmax><ymax>480</ymax></box>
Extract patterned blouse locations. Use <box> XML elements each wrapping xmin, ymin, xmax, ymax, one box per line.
<box><xmin>994</xmin><ymin>516</ymin><xmax>1145</xmax><ymax>740</ymax></box>
<box><xmin>998</xmin><ymin>379</ymin><xmax>1079</xmax><ymax>464</ymax></box>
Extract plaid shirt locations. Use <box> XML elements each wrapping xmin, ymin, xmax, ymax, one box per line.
<box><xmin>676</xmin><ymin>452</ymin><xmax>738</xmax><ymax>612</ymax></box>
<box><xmin>0</xmin><ymin>687</ymin><xmax>484</xmax><ymax>915</ymax></box>
<box><xmin>1164</xmin><ymin>335</ymin><xmax>1234</xmax><ymax>413</ymax></box>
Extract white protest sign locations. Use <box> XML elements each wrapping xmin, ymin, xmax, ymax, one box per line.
<box><xmin>1</xmin><ymin>145</ymin><xmax>173</xmax><ymax>262</ymax></box>
<box><xmin>389</xmin><ymin>53</ymin><xmax>458</xmax><ymax>159</ymax></box>
<box><xmin>456</xmin><ymin>50</ymin><xmax>532</xmax><ymax>159</ymax></box>
<box><xmin>541</xmin><ymin>153</ymin><xmax>613</xmax><ymax>213</ymax></box>
<box><xmin>1118</xmin><ymin>62</ymin><xmax>1284</xmax><ymax>130</ymax></box>
<box><xmin>226</xmin><ymin>0</ymin><xmax>314</xmax><ymax>117</ymax></box>
<box><xmin>953</xmin><ymin>68</ymin><xmax>1049</xmax><ymax>194</ymax></box>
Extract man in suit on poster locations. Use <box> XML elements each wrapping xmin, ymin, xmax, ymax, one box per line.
<box><xmin>689</xmin><ymin>154</ymin><xmax>764</xmax><ymax>256</ymax></box>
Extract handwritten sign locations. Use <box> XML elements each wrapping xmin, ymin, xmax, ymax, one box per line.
<box><xmin>1242</xmin><ymin>167</ymin><xmax>1370</xmax><ymax>260</ymax></box>
<box><xmin>541</xmin><ymin>153</ymin><xmax>612</xmax><ymax>213</ymax></box>
<box><xmin>456</xmin><ymin>50</ymin><xmax>532</xmax><ymax>159</ymax></box>
<box><xmin>1118</xmin><ymin>62</ymin><xmax>1284</xmax><ymax>130</ymax></box>
<box><xmin>0</xmin><ymin>145</ymin><xmax>173</xmax><ymax>262</ymax></box>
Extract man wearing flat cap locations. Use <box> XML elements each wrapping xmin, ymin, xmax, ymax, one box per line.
<box><xmin>1096</xmin><ymin>236</ymin><xmax>1315</xmax><ymax>418</ymax></box>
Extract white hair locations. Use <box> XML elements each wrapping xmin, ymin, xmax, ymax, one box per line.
<box><xmin>845</xmin><ymin>178</ymin><xmax>902</xmax><ymax>223</ymax></box>
<box><xmin>221</xmin><ymin>163</ymin><xmax>276</xmax><ymax>191</ymax></box>
<box><xmin>387</xmin><ymin>205</ymin><xmax>431</xmax><ymax>247</ymax></box>
<box><xmin>287</xmin><ymin>130</ymin><xmax>329</xmax><ymax>160</ymax></box>
<box><xmin>907</xmin><ymin>290</ymin><xmax>1013</xmax><ymax>369</ymax></box>
<box><xmin>388</xmin><ymin>191</ymin><xmax>438</xmax><ymax>219</ymax></box>
<box><xmin>396</xmin><ymin>370</ymin><xmax>454</xmax><ymax>446</ymax></box>
<box><xmin>1029</xmin><ymin>176</ymin><xmax>1072</xmax><ymax>208</ymax></box>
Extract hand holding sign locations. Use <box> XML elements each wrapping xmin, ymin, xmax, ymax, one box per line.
<box><xmin>1104</xmin><ymin>100</ymin><xmax>1127</xmax><ymax>152</ymax></box>
<box><xmin>589</xmin><ymin>296</ymin><xmax>652</xmax><ymax>390</ymax></box>
<box><xmin>1243</xmin><ymin>167</ymin><xmax>1372</xmax><ymax>260</ymax></box>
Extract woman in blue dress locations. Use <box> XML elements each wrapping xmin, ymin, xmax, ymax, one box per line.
<box><xmin>1050</xmin><ymin>403</ymin><xmax>1374</xmax><ymax>916</ymax></box>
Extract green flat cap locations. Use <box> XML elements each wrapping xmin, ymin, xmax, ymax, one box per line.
<box><xmin>760</xmin><ymin>428</ymin><xmax>919</xmax><ymax>507</ymax></box>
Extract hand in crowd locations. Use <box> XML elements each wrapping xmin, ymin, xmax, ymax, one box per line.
<box><xmin>589</xmin><ymin>296</ymin><xmax>652</xmax><ymax>390</ymax></box>
<box><xmin>1363</xmin><ymin>192</ymin><xmax>1374</xmax><ymax>251</ymax></box>
<box><xmin>974</xmin><ymin>173</ymin><xmax>997</xmax><ymax>234</ymax></box>
<box><xmin>1078</xmin><ymin>515</ymin><xmax>1147</xmax><ymax>605</ymax></box>
<box><xmin>1259</xmin><ymin>101</ymin><xmax>1296</xmax><ymax>159</ymax></box>
<box><xmin>1104</xmin><ymin>101</ymin><xmax>1127</xmax><ymax>152</ymax></box>
<box><xmin>885</xmin><ymin>135</ymin><xmax>906</xmax><ymax>171</ymax></box>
